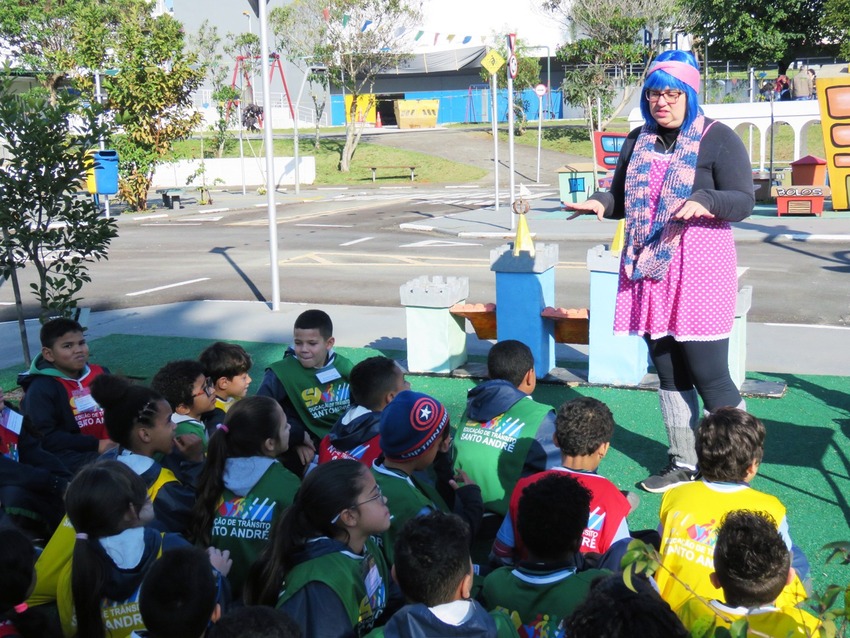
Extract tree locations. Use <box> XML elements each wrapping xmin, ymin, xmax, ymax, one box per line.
<box><xmin>545</xmin><ymin>0</ymin><xmax>676</xmax><ymax>131</ymax></box>
<box><xmin>0</xmin><ymin>78</ymin><xmax>117</xmax><ymax>362</ymax></box>
<box><xmin>75</xmin><ymin>0</ymin><xmax>204</xmax><ymax>210</ymax></box>
<box><xmin>479</xmin><ymin>38</ymin><xmax>542</xmax><ymax>136</ymax></box>
<box><xmin>823</xmin><ymin>0</ymin><xmax>850</xmax><ymax>62</ymax></box>
<box><xmin>224</xmin><ymin>32</ymin><xmax>261</xmax><ymax>107</ymax></box>
<box><xmin>269</xmin><ymin>0</ymin><xmax>421</xmax><ymax>173</ymax></box>
<box><xmin>0</xmin><ymin>0</ymin><xmax>99</xmax><ymax>103</ymax></box>
<box><xmin>190</xmin><ymin>21</ymin><xmax>240</xmax><ymax>158</ymax></box>
<box><xmin>680</xmin><ymin>0</ymin><xmax>831</xmax><ymax>69</ymax></box>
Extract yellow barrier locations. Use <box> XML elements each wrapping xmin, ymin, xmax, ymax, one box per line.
<box><xmin>394</xmin><ymin>99</ymin><xmax>439</xmax><ymax>129</ymax></box>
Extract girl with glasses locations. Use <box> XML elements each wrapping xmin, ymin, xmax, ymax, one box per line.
<box><xmin>244</xmin><ymin>459</ymin><xmax>394</xmax><ymax>638</ymax></box>
<box><xmin>565</xmin><ymin>50</ymin><xmax>755</xmax><ymax>494</ymax></box>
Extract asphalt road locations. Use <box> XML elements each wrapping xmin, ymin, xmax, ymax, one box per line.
<box><xmin>1</xmin><ymin>188</ymin><xmax>848</xmax><ymax>327</ymax></box>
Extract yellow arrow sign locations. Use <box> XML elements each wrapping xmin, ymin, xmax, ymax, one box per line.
<box><xmin>481</xmin><ymin>49</ymin><xmax>506</xmax><ymax>75</ymax></box>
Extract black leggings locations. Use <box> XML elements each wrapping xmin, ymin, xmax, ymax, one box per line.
<box><xmin>646</xmin><ymin>335</ymin><xmax>741</xmax><ymax>410</ymax></box>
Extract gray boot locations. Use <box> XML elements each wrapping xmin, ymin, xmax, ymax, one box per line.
<box><xmin>659</xmin><ymin>388</ymin><xmax>700</xmax><ymax>468</ymax></box>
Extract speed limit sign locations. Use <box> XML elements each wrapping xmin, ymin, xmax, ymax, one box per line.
<box><xmin>508</xmin><ymin>54</ymin><xmax>518</xmax><ymax>79</ymax></box>
<box><xmin>534</xmin><ymin>83</ymin><xmax>547</xmax><ymax>97</ymax></box>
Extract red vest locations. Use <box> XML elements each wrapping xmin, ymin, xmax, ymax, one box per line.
<box><xmin>318</xmin><ymin>433</ymin><xmax>382</xmax><ymax>467</ymax></box>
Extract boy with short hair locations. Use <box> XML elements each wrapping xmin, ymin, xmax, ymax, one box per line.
<box><xmin>257</xmin><ymin>309</ymin><xmax>353</xmax><ymax>473</ymax></box>
<box><xmin>367</xmin><ymin>511</ymin><xmax>517</xmax><ymax>637</ymax></box>
<box><xmin>454</xmin><ymin>340</ymin><xmax>559</xmax><ymax>520</ymax></box>
<box><xmin>656</xmin><ymin>407</ymin><xmax>809</xmax><ymax>612</ymax></box>
<box><xmin>372</xmin><ymin>390</ymin><xmax>483</xmax><ymax>563</ymax></box>
<box><xmin>676</xmin><ymin>509</ymin><xmax>820</xmax><ymax>636</ymax></box>
<box><xmin>318</xmin><ymin>356</ymin><xmax>409</xmax><ymax>466</ymax></box>
<box><xmin>481</xmin><ymin>473</ymin><xmax>611</xmax><ymax>635</ymax></box>
<box><xmin>151</xmin><ymin>360</ymin><xmax>216</xmax><ymax>450</ymax></box>
<box><xmin>134</xmin><ymin>546</ymin><xmax>224</xmax><ymax>638</ymax></box>
<box><xmin>492</xmin><ymin>396</ymin><xmax>635</xmax><ymax>569</ymax></box>
<box><xmin>198</xmin><ymin>342</ymin><xmax>253</xmax><ymax>433</ymax></box>
<box><xmin>21</xmin><ymin>317</ymin><xmax>115</xmax><ymax>473</ymax></box>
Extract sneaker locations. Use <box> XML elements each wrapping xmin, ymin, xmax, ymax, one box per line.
<box><xmin>640</xmin><ymin>461</ymin><xmax>697</xmax><ymax>494</ymax></box>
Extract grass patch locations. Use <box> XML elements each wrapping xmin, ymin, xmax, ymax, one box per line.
<box><xmin>170</xmin><ymin>135</ymin><xmax>486</xmax><ymax>186</ymax></box>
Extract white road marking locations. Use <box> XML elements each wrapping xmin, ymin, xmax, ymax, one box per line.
<box><xmin>399</xmin><ymin>239</ymin><xmax>483</xmax><ymax>248</ymax></box>
<box><xmin>182</xmin><ymin>216</ymin><xmax>223</xmax><ymax>222</ymax></box>
<box><xmin>340</xmin><ymin>236</ymin><xmax>374</xmax><ymax>246</ymax></box>
<box><xmin>141</xmin><ymin>223</ymin><xmax>202</xmax><ymax>226</ymax></box>
<box><xmin>131</xmin><ymin>214</ymin><xmax>168</xmax><ymax>221</ymax></box>
<box><xmin>125</xmin><ymin>278</ymin><xmax>210</xmax><ymax>297</ymax></box>
<box><xmin>295</xmin><ymin>223</ymin><xmax>354</xmax><ymax>228</ymax></box>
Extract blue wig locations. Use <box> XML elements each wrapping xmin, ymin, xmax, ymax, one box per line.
<box><xmin>639</xmin><ymin>50</ymin><xmax>702</xmax><ymax>129</ymax></box>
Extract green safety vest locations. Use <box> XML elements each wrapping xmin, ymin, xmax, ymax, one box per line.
<box><xmin>455</xmin><ymin>397</ymin><xmax>553</xmax><ymax>516</ymax></box>
<box><xmin>278</xmin><ymin>537</ymin><xmax>389</xmax><ymax>636</ymax></box>
<box><xmin>211</xmin><ymin>461</ymin><xmax>300</xmax><ymax>595</ymax></box>
<box><xmin>270</xmin><ymin>353</ymin><xmax>354</xmax><ymax>440</ymax></box>
<box><xmin>372</xmin><ymin>463</ymin><xmax>448</xmax><ymax>563</ymax></box>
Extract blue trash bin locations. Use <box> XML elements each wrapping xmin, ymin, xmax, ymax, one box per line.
<box><xmin>86</xmin><ymin>150</ymin><xmax>119</xmax><ymax>195</ymax></box>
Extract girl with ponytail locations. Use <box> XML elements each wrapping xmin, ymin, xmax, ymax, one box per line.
<box><xmin>244</xmin><ymin>459</ymin><xmax>394</xmax><ymax>638</ymax></box>
<box><xmin>58</xmin><ymin>461</ymin><xmax>231</xmax><ymax>638</ymax></box>
<box><xmin>189</xmin><ymin>395</ymin><xmax>299</xmax><ymax>599</ymax></box>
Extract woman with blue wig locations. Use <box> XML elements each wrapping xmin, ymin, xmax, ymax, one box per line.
<box><xmin>565</xmin><ymin>50</ymin><xmax>754</xmax><ymax>493</ymax></box>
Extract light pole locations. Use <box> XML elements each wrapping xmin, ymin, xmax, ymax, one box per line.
<box><xmin>294</xmin><ymin>66</ymin><xmax>327</xmax><ymax>195</ymax></box>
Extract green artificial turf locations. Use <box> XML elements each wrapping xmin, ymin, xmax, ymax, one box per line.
<box><xmin>3</xmin><ymin>333</ymin><xmax>849</xmax><ymax>604</ymax></box>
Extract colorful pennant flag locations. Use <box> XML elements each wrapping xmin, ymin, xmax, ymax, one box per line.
<box><xmin>447</xmin><ymin>34</ymin><xmax>455</xmax><ymax>42</ymax></box>
<box><xmin>414</xmin><ymin>30</ymin><xmax>424</xmax><ymax>41</ymax></box>
<box><xmin>361</xmin><ymin>19</ymin><xmax>372</xmax><ymax>31</ymax></box>
<box><xmin>341</xmin><ymin>14</ymin><xmax>349</xmax><ymax>27</ymax></box>
<box><xmin>462</xmin><ymin>36</ymin><xmax>471</xmax><ymax>44</ymax></box>
<box><xmin>322</xmin><ymin>7</ymin><xmax>330</xmax><ymax>21</ymax></box>
<box><xmin>433</xmin><ymin>32</ymin><xmax>439</xmax><ymax>45</ymax></box>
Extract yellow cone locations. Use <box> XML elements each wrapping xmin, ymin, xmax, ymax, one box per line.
<box><xmin>513</xmin><ymin>212</ymin><xmax>535</xmax><ymax>257</ymax></box>
<box><xmin>610</xmin><ymin>219</ymin><xmax>626</xmax><ymax>256</ymax></box>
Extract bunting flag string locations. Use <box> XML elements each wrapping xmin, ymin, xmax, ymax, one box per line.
<box><xmin>361</xmin><ymin>19</ymin><xmax>372</xmax><ymax>31</ymax></box>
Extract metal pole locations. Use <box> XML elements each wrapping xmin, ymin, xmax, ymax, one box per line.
<box><xmin>238</xmin><ymin>102</ymin><xmax>246</xmax><ymax>196</ymax></box>
<box><xmin>536</xmin><ymin>93</ymin><xmax>542</xmax><ymax>183</ymax></box>
<box><xmin>294</xmin><ymin>73</ymin><xmax>307</xmax><ymax>195</ymax></box>
<box><xmin>94</xmin><ymin>71</ymin><xmax>111</xmax><ymax>219</ymax></box>
<box><xmin>490</xmin><ymin>73</ymin><xmax>499</xmax><ymax>212</ymax></box>
<box><xmin>258</xmin><ymin>0</ymin><xmax>280</xmax><ymax>311</ymax></box>
<box><xmin>507</xmin><ymin>34</ymin><xmax>516</xmax><ymax>230</ymax></box>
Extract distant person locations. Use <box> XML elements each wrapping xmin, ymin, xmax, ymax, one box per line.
<box><xmin>776</xmin><ymin>74</ymin><xmax>791</xmax><ymax>100</ymax></box>
<box><xmin>368</xmin><ymin>512</ymin><xmax>517</xmax><ymax>638</ymax></box>
<box><xmin>676</xmin><ymin>509</ymin><xmax>821</xmax><ymax>636</ymax></box>
<box><xmin>257</xmin><ymin>309</ymin><xmax>354</xmax><ymax>475</ymax></box>
<box><xmin>135</xmin><ymin>546</ymin><xmax>225</xmax><ymax>638</ymax></box>
<box><xmin>199</xmin><ymin>342</ymin><xmax>254</xmax><ymax>434</ymax></box>
<box><xmin>481</xmin><ymin>473</ymin><xmax>611</xmax><ymax>635</ymax></box>
<box><xmin>244</xmin><ymin>460</ymin><xmax>393</xmax><ymax>638</ymax></box>
<box><xmin>189</xmin><ymin>396</ymin><xmax>299</xmax><ymax>600</ymax></box>
<box><xmin>318</xmin><ymin>356</ymin><xmax>409</xmax><ymax>467</ymax></box>
<box><xmin>454</xmin><ymin>340</ymin><xmax>559</xmax><ymax>521</ymax></box>
<box><xmin>371</xmin><ymin>390</ymin><xmax>483</xmax><ymax>563</ymax></box>
<box><xmin>152</xmin><ymin>359</ymin><xmax>217</xmax><ymax>452</ymax></box>
<box><xmin>492</xmin><ymin>397</ymin><xmax>637</xmax><ymax>570</ymax></box>
<box><xmin>564</xmin><ymin>574</ymin><xmax>689</xmax><ymax>638</ymax></box>
<box><xmin>21</xmin><ymin>317</ymin><xmax>116</xmax><ymax>473</ymax></box>
<box><xmin>792</xmin><ymin>65</ymin><xmax>812</xmax><ymax>100</ymax></box>
<box><xmin>655</xmin><ymin>408</ymin><xmax>810</xmax><ymax>612</ymax></box>
<box><xmin>808</xmin><ymin>67</ymin><xmax>817</xmax><ymax>97</ymax></box>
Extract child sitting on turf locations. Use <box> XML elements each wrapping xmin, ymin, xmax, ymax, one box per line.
<box><xmin>454</xmin><ymin>340</ymin><xmax>559</xmax><ymax>522</ymax></box>
<box><xmin>492</xmin><ymin>396</ymin><xmax>636</xmax><ymax>570</ymax></box>
<box><xmin>257</xmin><ymin>309</ymin><xmax>354</xmax><ymax>475</ymax></box>
<box><xmin>190</xmin><ymin>395</ymin><xmax>299</xmax><ymax>600</ymax></box>
<box><xmin>368</xmin><ymin>511</ymin><xmax>517</xmax><ymax>638</ymax></box>
<box><xmin>244</xmin><ymin>459</ymin><xmax>393</xmax><ymax>638</ymax></box>
<box><xmin>133</xmin><ymin>546</ymin><xmax>225</xmax><ymax>638</ymax></box>
<box><xmin>21</xmin><ymin>317</ymin><xmax>116</xmax><ymax>473</ymax></box>
<box><xmin>57</xmin><ymin>461</ymin><xmax>232</xmax><ymax>638</ymax></box>
<box><xmin>199</xmin><ymin>342</ymin><xmax>253</xmax><ymax>434</ymax></box>
<box><xmin>481</xmin><ymin>473</ymin><xmax>611</xmax><ymax>635</ymax></box>
<box><xmin>318</xmin><ymin>356</ymin><xmax>409</xmax><ymax>466</ymax></box>
<box><xmin>152</xmin><ymin>359</ymin><xmax>217</xmax><ymax>451</ymax></box>
<box><xmin>656</xmin><ymin>407</ymin><xmax>810</xmax><ymax>612</ymax></box>
<box><xmin>676</xmin><ymin>509</ymin><xmax>821</xmax><ymax>636</ymax></box>
<box><xmin>371</xmin><ymin>390</ymin><xmax>483</xmax><ymax>563</ymax></box>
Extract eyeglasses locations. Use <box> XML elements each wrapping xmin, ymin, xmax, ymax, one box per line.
<box><xmin>645</xmin><ymin>89</ymin><xmax>684</xmax><ymax>104</ymax></box>
<box><xmin>331</xmin><ymin>484</ymin><xmax>384</xmax><ymax>524</ymax></box>
<box><xmin>192</xmin><ymin>377</ymin><xmax>215</xmax><ymax>398</ymax></box>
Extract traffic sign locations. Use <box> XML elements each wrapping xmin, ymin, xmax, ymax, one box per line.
<box><xmin>481</xmin><ymin>50</ymin><xmax>505</xmax><ymax>75</ymax></box>
<box><xmin>534</xmin><ymin>83</ymin><xmax>547</xmax><ymax>97</ymax></box>
<box><xmin>508</xmin><ymin>54</ymin><xmax>518</xmax><ymax>79</ymax></box>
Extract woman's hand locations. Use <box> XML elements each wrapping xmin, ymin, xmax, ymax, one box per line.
<box><xmin>564</xmin><ymin>199</ymin><xmax>605</xmax><ymax>221</ymax></box>
<box><xmin>674</xmin><ymin>200</ymin><xmax>715</xmax><ymax>220</ymax></box>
